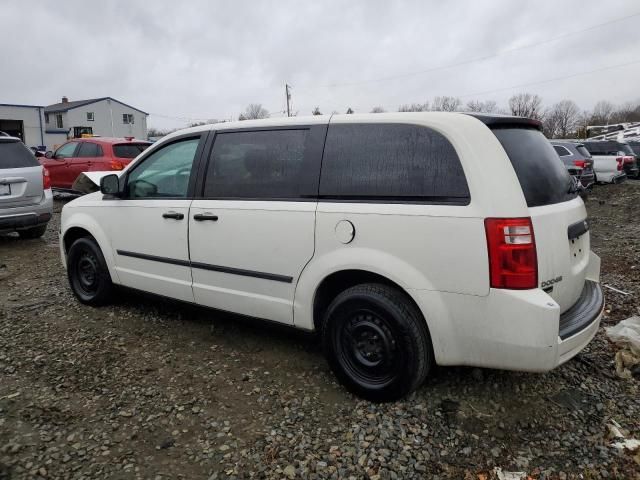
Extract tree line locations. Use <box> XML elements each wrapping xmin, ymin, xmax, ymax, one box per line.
<box><xmin>148</xmin><ymin>96</ymin><xmax>640</xmax><ymax>139</ymax></box>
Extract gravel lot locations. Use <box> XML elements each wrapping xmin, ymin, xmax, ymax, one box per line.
<box><xmin>1</xmin><ymin>184</ymin><xmax>639</xmax><ymax>479</ymax></box>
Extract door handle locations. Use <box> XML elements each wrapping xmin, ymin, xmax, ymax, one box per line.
<box><xmin>193</xmin><ymin>213</ymin><xmax>218</xmax><ymax>221</ymax></box>
<box><xmin>162</xmin><ymin>211</ymin><xmax>184</xmax><ymax>220</ymax></box>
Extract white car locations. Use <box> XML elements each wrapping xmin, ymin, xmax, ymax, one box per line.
<box><xmin>581</xmin><ymin>140</ymin><xmax>632</xmax><ymax>184</ymax></box>
<box><xmin>60</xmin><ymin>113</ymin><xmax>604</xmax><ymax>401</ymax></box>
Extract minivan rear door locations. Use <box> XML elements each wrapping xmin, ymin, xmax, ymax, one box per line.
<box><xmin>493</xmin><ymin>127</ymin><xmax>589</xmax><ymax>312</ymax></box>
<box><xmin>0</xmin><ymin>139</ymin><xmax>44</xmax><ymax>208</ymax></box>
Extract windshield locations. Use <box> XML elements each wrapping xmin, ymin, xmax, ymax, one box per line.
<box><xmin>113</xmin><ymin>143</ymin><xmax>151</xmax><ymax>158</ymax></box>
<box><xmin>492</xmin><ymin>127</ymin><xmax>577</xmax><ymax>207</ymax></box>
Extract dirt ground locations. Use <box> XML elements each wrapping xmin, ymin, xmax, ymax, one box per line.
<box><xmin>0</xmin><ymin>183</ymin><xmax>639</xmax><ymax>479</ymax></box>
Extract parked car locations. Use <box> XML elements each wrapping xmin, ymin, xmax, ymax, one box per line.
<box><xmin>0</xmin><ymin>136</ymin><xmax>53</xmax><ymax>238</ymax></box>
<box><xmin>59</xmin><ymin>113</ymin><xmax>603</xmax><ymax>401</ymax></box>
<box><xmin>550</xmin><ymin>141</ymin><xmax>595</xmax><ymax>189</ymax></box>
<box><xmin>581</xmin><ymin>140</ymin><xmax>638</xmax><ymax>183</ymax></box>
<box><xmin>40</xmin><ymin>137</ymin><xmax>151</xmax><ymax>192</ymax></box>
<box><xmin>627</xmin><ymin>140</ymin><xmax>640</xmax><ymax>158</ymax></box>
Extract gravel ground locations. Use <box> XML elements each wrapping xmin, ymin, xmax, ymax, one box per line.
<box><xmin>1</xmin><ymin>184</ymin><xmax>639</xmax><ymax>479</ymax></box>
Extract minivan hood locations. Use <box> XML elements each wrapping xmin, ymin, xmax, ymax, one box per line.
<box><xmin>72</xmin><ymin>171</ymin><xmax>123</xmax><ymax>194</ymax></box>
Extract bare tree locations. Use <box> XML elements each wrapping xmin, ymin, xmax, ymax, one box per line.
<box><xmin>508</xmin><ymin>93</ymin><xmax>543</xmax><ymax>119</ymax></box>
<box><xmin>590</xmin><ymin>100</ymin><xmax>615</xmax><ymax>125</ymax></box>
<box><xmin>431</xmin><ymin>96</ymin><xmax>462</xmax><ymax>112</ymax></box>
<box><xmin>465</xmin><ymin>100</ymin><xmax>497</xmax><ymax>113</ymax></box>
<box><xmin>238</xmin><ymin>104</ymin><xmax>269</xmax><ymax>120</ymax></box>
<box><xmin>543</xmin><ymin>100</ymin><xmax>580</xmax><ymax>138</ymax></box>
<box><xmin>370</xmin><ymin>106</ymin><xmax>386</xmax><ymax>113</ymax></box>
<box><xmin>312</xmin><ymin>106</ymin><xmax>322</xmax><ymax>116</ymax></box>
<box><xmin>398</xmin><ymin>102</ymin><xmax>429</xmax><ymax>112</ymax></box>
<box><xmin>610</xmin><ymin>101</ymin><xmax>640</xmax><ymax>123</ymax></box>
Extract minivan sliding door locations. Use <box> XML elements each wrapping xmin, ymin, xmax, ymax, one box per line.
<box><xmin>189</xmin><ymin>124</ymin><xmax>326</xmax><ymax>324</ymax></box>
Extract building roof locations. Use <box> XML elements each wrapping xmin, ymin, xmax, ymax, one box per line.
<box><xmin>44</xmin><ymin>97</ymin><xmax>148</xmax><ymax>115</ymax></box>
<box><xmin>0</xmin><ymin>103</ymin><xmax>44</xmax><ymax>109</ymax></box>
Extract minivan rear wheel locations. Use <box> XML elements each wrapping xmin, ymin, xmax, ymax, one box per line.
<box><xmin>67</xmin><ymin>237</ymin><xmax>113</xmax><ymax>305</ymax></box>
<box><xmin>321</xmin><ymin>283</ymin><xmax>433</xmax><ymax>402</ymax></box>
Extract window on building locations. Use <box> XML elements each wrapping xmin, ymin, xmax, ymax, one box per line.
<box><xmin>86</xmin><ymin>112</ymin><xmax>94</xmax><ymax>122</ymax></box>
<box><xmin>123</xmin><ymin>113</ymin><xmax>134</xmax><ymax>124</ymax></box>
<box><xmin>56</xmin><ymin>114</ymin><xmax>63</xmax><ymax>129</ymax></box>
<box><xmin>44</xmin><ymin>113</ymin><xmax>49</xmax><ymax>124</ymax></box>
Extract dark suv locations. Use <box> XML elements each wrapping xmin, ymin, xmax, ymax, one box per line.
<box><xmin>550</xmin><ymin>141</ymin><xmax>595</xmax><ymax>189</ymax></box>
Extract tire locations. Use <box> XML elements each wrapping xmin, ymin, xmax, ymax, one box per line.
<box><xmin>67</xmin><ymin>237</ymin><xmax>113</xmax><ymax>306</ymax></box>
<box><xmin>321</xmin><ymin>283</ymin><xmax>433</xmax><ymax>402</ymax></box>
<box><xmin>18</xmin><ymin>224</ymin><xmax>47</xmax><ymax>239</ymax></box>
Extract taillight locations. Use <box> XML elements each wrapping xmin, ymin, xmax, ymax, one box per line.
<box><xmin>110</xmin><ymin>160</ymin><xmax>125</xmax><ymax>171</ymax></box>
<box><xmin>42</xmin><ymin>167</ymin><xmax>51</xmax><ymax>190</ymax></box>
<box><xmin>573</xmin><ymin>160</ymin><xmax>586</xmax><ymax>168</ymax></box>
<box><xmin>622</xmin><ymin>156</ymin><xmax>635</xmax><ymax>164</ymax></box>
<box><xmin>484</xmin><ymin>217</ymin><xmax>538</xmax><ymax>290</ymax></box>
<box><xmin>616</xmin><ymin>157</ymin><xmax>624</xmax><ymax>171</ymax></box>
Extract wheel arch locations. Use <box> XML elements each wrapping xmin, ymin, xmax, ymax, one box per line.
<box><xmin>61</xmin><ymin>213</ymin><xmax>120</xmax><ymax>284</ymax></box>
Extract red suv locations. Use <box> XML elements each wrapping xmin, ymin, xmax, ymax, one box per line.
<box><xmin>41</xmin><ymin>137</ymin><xmax>152</xmax><ymax>191</ymax></box>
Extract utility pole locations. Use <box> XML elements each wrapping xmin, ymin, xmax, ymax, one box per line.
<box><xmin>285</xmin><ymin>83</ymin><xmax>291</xmax><ymax>117</ymax></box>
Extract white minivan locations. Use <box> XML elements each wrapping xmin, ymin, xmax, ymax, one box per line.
<box><xmin>60</xmin><ymin>113</ymin><xmax>604</xmax><ymax>401</ymax></box>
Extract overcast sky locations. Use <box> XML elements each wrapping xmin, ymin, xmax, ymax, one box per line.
<box><xmin>2</xmin><ymin>0</ymin><xmax>639</xmax><ymax>130</ymax></box>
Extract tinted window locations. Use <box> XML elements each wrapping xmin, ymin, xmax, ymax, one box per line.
<box><xmin>553</xmin><ymin>145</ymin><xmax>571</xmax><ymax>157</ymax></box>
<box><xmin>493</xmin><ymin>128</ymin><xmax>576</xmax><ymax>208</ymax></box>
<box><xmin>126</xmin><ymin>138</ymin><xmax>199</xmax><ymax>198</ymax></box>
<box><xmin>113</xmin><ymin>143</ymin><xmax>150</xmax><ymax>158</ymax></box>
<box><xmin>575</xmin><ymin>145</ymin><xmax>591</xmax><ymax>158</ymax></box>
<box><xmin>204</xmin><ymin>129</ymin><xmax>308</xmax><ymax>199</ymax></box>
<box><xmin>76</xmin><ymin>142</ymin><xmax>102</xmax><ymax>157</ymax></box>
<box><xmin>55</xmin><ymin>142</ymin><xmax>78</xmax><ymax>158</ymax></box>
<box><xmin>319</xmin><ymin>123</ymin><xmax>469</xmax><ymax>202</ymax></box>
<box><xmin>583</xmin><ymin>142</ymin><xmax>620</xmax><ymax>156</ymax></box>
<box><xmin>0</xmin><ymin>141</ymin><xmax>40</xmax><ymax>169</ymax></box>
<box><xmin>629</xmin><ymin>143</ymin><xmax>640</xmax><ymax>156</ymax></box>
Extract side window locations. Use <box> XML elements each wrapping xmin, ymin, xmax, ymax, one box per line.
<box><xmin>55</xmin><ymin>142</ymin><xmax>78</xmax><ymax>158</ymax></box>
<box><xmin>203</xmin><ymin>129</ymin><xmax>308</xmax><ymax>199</ymax></box>
<box><xmin>553</xmin><ymin>145</ymin><xmax>571</xmax><ymax>157</ymax></box>
<box><xmin>319</xmin><ymin>123</ymin><xmax>470</xmax><ymax>202</ymax></box>
<box><xmin>76</xmin><ymin>142</ymin><xmax>100</xmax><ymax>157</ymax></box>
<box><xmin>126</xmin><ymin>138</ymin><xmax>200</xmax><ymax>198</ymax></box>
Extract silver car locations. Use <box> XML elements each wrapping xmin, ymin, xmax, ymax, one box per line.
<box><xmin>0</xmin><ymin>136</ymin><xmax>53</xmax><ymax>238</ymax></box>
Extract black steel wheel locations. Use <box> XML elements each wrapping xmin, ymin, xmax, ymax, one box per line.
<box><xmin>322</xmin><ymin>283</ymin><xmax>433</xmax><ymax>402</ymax></box>
<box><xmin>67</xmin><ymin>237</ymin><xmax>113</xmax><ymax>305</ymax></box>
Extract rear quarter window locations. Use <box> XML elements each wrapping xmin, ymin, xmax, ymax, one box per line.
<box><xmin>0</xmin><ymin>141</ymin><xmax>40</xmax><ymax>169</ymax></box>
<box><xmin>492</xmin><ymin>127</ymin><xmax>576</xmax><ymax>208</ymax></box>
<box><xmin>319</xmin><ymin>123</ymin><xmax>470</xmax><ymax>203</ymax></box>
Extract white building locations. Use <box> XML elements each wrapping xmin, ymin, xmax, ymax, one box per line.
<box><xmin>0</xmin><ymin>103</ymin><xmax>47</xmax><ymax>148</ymax></box>
<box><xmin>44</xmin><ymin>96</ymin><xmax>148</xmax><ymax>149</ymax></box>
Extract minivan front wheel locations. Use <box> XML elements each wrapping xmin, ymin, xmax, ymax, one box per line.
<box><xmin>67</xmin><ymin>237</ymin><xmax>113</xmax><ymax>305</ymax></box>
<box><xmin>322</xmin><ymin>283</ymin><xmax>433</xmax><ymax>402</ymax></box>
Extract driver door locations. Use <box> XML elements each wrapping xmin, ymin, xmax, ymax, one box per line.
<box><xmin>42</xmin><ymin>141</ymin><xmax>79</xmax><ymax>189</ymax></box>
<box><xmin>104</xmin><ymin>134</ymin><xmax>206</xmax><ymax>302</ymax></box>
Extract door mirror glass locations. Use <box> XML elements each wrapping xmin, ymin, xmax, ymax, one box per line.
<box><xmin>100</xmin><ymin>174</ymin><xmax>121</xmax><ymax>196</ymax></box>
<box><xmin>44</xmin><ymin>151</ymin><xmax>53</xmax><ymax>159</ymax></box>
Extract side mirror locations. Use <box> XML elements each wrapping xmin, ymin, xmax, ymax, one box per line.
<box><xmin>100</xmin><ymin>174</ymin><xmax>122</xmax><ymax>196</ymax></box>
<box><xmin>44</xmin><ymin>151</ymin><xmax>53</xmax><ymax>159</ymax></box>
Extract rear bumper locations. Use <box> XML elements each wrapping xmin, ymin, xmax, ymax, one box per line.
<box><xmin>414</xmin><ymin>254</ymin><xmax>603</xmax><ymax>372</ymax></box>
<box><xmin>0</xmin><ymin>190</ymin><xmax>53</xmax><ymax>233</ymax></box>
